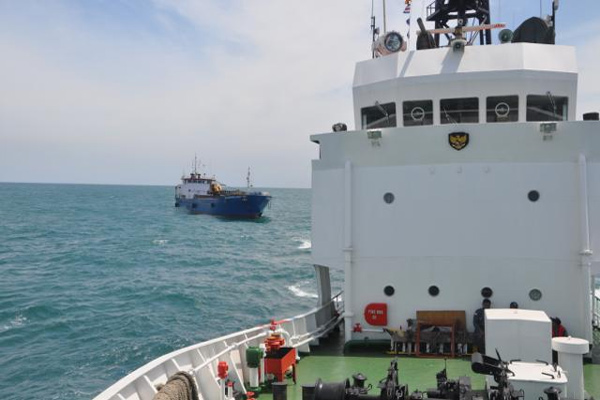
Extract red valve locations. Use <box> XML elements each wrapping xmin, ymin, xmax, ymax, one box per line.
<box><xmin>265</xmin><ymin>333</ymin><xmax>285</xmax><ymax>352</ymax></box>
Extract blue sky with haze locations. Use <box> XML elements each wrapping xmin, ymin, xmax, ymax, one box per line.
<box><xmin>1</xmin><ymin>0</ymin><xmax>599</xmax><ymax>187</ymax></box>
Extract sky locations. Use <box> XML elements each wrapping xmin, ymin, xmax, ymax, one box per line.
<box><xmin>0</xmin><ymin>0</ymin><xmax>599</xmax><ymax>188</ymax></box>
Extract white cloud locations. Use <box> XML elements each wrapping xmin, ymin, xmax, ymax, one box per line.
<box><xmin>0</xmin><ymin>2</ymin><xmax>599</xmax><ymax>186</ymax></box>
<box><xmin>0</xmin><ymin>0</ymin><xmax>373</xmax><ymax>187</ymax></box>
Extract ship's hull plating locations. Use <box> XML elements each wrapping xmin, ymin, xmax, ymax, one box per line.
<box><xmin>175</xmin><ymin>194</ymin><xmax>271</xmax><ymax>218</ymax></box>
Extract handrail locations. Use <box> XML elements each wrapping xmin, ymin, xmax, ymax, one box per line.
<box><xmin>292</xmin><ymin>314</ymin><xmax>345</xmax><ymax>349</ymax></box>
<box><xmin>593</xmin><ymin>290</ymin><xmax>600</xmax><ymax>329</ymax></box>
<box><xmin>282</xmin><ymin>291</ymin><xmax>343</xmax><ymax>322</ymax></box>
<box><xmin>94</xmin><ymin>291</ymin><xmax>345</xmax><ymax>400</ymax></box>
<box><xmin>190</xmin><ymin>332</ymin><xmax>268</xmax><ymax>373</ymax></box>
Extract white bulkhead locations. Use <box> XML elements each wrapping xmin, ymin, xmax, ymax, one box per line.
<box><xmin>311</xmin><ymin>42</ymin><xmax>600</xmax><ymax>343</ymax></box>
<box><xmin>176</xmin><ymin>174</ymin><xmax>214</xmax><ymax>199</ymax></box>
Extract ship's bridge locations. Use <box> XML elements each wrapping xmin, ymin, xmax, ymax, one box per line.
<box><xmin>353</xmin><ymin>43</ymin><xmax>577</xmax><ymax>130</ymax></box>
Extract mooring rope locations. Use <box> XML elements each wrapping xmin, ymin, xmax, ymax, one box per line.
<box><xmin>153</xmin><ymin>371</ymin><xmax>199</xmax><ymax>400</ymax></box>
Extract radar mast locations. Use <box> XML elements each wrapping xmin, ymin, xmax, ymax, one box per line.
<box><xmin>426</xmin><ymin>0</ymin><xmax>492</xmax><ymax>46</ymax></box>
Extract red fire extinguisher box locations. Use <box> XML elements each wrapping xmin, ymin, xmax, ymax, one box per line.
<box><xmin>364</xmin><ymin>303</ymin><xmax>388</xmax><ymax>326</ymax></box>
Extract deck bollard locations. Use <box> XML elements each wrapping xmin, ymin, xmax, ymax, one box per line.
<box><xmin>272</xmin><ymin>382</ymin><xmax>288</xmax><ymax>400</ymax></box>
<box><xmin>302</xmin><ymin>383</ymin><xmax>315</xmax><ymax>400</ymax></box>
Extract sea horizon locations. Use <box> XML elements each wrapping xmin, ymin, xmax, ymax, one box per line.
<box><xmin>0</xmin><ymin>180</ymin><xmax>310</xmax><ymax>190</ymax></box>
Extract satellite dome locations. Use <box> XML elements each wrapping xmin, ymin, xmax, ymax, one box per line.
<box><xmin>512</xmin><ymin>17</ymin><xmax>555</xmax><ymax>44</ymax></box>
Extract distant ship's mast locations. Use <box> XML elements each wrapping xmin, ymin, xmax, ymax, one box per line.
<box><xmin>191</xmin><ymin>154</ymin><xmax>207</xmax><ymax>177</ymax></box>
<box><xmin>246</xmin><ymin>167</ymin><xmax>253</xmax><ymax>188</ymax></box>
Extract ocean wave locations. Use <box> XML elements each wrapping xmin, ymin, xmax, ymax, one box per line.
<box><xmin>1</xmin><ymin>314</ymin><xmax>27</xmax><ymax>333</ymax></box>
<box><xmin>0</xmin><ymin>184</ymin><xmax>313</xmax><ymax>400</ymax></box>
<box><xmin>293</xmin><ymin>237</ymin><xmax>311</xmax><ymax>250</ymax></box>
<box><xmin>288</xmin><ymin>285</ymin><xmax>318</xmax><ymax>299</ymax></box>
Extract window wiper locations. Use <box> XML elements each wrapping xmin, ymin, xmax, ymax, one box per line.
<box><xmin>547</xmin><ymin>91</ymin><xmax>558</xmax><ymax>120</ymax></box>
<box><xmin>375</xmin><ymin>101</ymin><xmax>391</xmax><ymax>126</ymax></box>
<box><xmin>443</xmin><ymin>107</ymin><xmax>458</xmax><ymax>125</ymax></box>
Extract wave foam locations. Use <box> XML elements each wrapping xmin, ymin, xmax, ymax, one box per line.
<box><xmin>1</xmin><ymin>314</ymin><xmax>27</xmax><ymax>333</ymax></box>
<box><xmin>292</xmin><ymin>237</ymin><xmax>311</xmax><ymax>250</ymax></box>
<box><xmin>288</xmin><ymin>285</ymin><xmax>318</xmax><ymax>299</ymax></box>
<box><xmin>298</xmin><ymin>240</ymin><xmax>311</xmax><ymax>250</ymax></box>
<box><xmin>152</xmin><ymin>239</ymin><xmax>169</xmax><ymax>245</ymax></box>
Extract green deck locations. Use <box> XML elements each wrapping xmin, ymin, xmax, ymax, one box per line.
<box><xmin>258</xmin><ymin>330</ymin><xmax>600</xmax><ymax>400</ymax></box>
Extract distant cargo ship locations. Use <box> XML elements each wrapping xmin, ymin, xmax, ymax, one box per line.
<box><xmin>175</xmin><ymin>166</ymin><xmax>271</xmax><ymax>218</ymax></box>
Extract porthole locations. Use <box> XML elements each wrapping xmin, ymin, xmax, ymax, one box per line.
<box><xmin>383</xmin><ymin>192</ymin><xmax>395</xmax><ymax>204</ymax></box>
<box><xmin>529</xmin><ymin>288</ymin><xmax>542</xmax><ymax>301</ymax></box>
<box><xmin>528</xmin><ymin>190</ymin><xmax>540</xmax><ymax>202</ymax></box>
<box><xmin>428</xmin><ymin>285</ymin><xmax>440</xmax><ymax>297</ymax></box>
<box><xmin>384</xmin><ymin>286</ymin><xmax>395</xmax><ymax>296</ymax></box>
<box><xmin>481</xmin><ymin>287</ymin><xmax>493</xmax><ymax>298</ymax></box>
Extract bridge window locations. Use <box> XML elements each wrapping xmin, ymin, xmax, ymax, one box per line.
<box><xmin>361</xmin><ymin>102</ymin><xmax>397</xmax><ymax>129</ymax></box>
<box><xmin>403</xmin><ymin>100</ymin><xmax>433</xmax><ymax>126</ymax></box>
<box><xmin>487</xmin><ymin>96</ymin><xmax>518</xmax><ymax>122</ymax></box>
<box><xmin>527</xmin><ymin>94</ymin><xmax>568</xmax><ymax>121</ymax></box>
<box><xmin>440</xmin><ymin>97</ymin><xmax>479</xmax><ymax>124</ymax></box>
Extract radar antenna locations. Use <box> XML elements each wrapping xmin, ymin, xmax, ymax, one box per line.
<box><xmin>425</xmin><ymin>0</ymin><xmax>493</xmax><ymax>46</ymax></box>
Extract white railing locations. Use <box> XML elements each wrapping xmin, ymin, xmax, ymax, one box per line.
<box><xmin>94</xmin><ymin>292</ymin><xmax>344</xmax><ymax>400</ymax></box>
<box><xmin>278</xmin><ymin>291</ymin><xmax>343</xmax><ymax>352</ymax></box>
<box><xmin>593</xmin><ymin>290</ymin><xmax>600</xmax><ymax>330</ymax></box>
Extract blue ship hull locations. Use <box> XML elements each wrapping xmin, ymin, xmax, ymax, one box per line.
<box><xmin>175</xmin><ymin>194</ymin><xmax>271</xmax><ymax>218</ymax></box>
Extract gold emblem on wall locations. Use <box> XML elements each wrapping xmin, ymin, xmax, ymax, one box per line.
<box><xmin>448</xmin><ymin>132</ymin><xmax>469</xmax><ymax>151</ymax></box>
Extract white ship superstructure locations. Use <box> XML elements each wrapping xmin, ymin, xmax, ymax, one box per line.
<box><xmin>311</xmin><ymin>5</ymin><xmax>599</xmax><ymax>344</ymax></box>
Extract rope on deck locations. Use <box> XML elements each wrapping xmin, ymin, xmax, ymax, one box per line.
<box><xmin>153</xmin><ymin>371</ymin><xmax>199</xmax><ymax>400</ymax></box>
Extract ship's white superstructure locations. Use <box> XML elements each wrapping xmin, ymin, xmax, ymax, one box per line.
<box><xmin>311</xmin><ymin>26</ymin><xmax>599</xmax><ymax>344</ymax></box>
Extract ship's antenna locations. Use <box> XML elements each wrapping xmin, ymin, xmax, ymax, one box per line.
<box><xmin>370</xmin><ymin>0</ymin><xmax>379</xmax><ymax>58</ymax></box>
<box><xmin>551</xmin><ymin>0</ymin><xmax>559</xmax><ymax>31</ymax></box>
<box><xmin>382</xmin><ymin>0</ymin><xmax>387</xmax><ymax>33</ymax></box>
<box><xmin>246</xmin><ymin>167</ymin><xmax>252</xmax><ymax>188</ymax></box>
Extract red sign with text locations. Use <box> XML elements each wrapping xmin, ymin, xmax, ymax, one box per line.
<box><xmin>364</xmin><ymin>303</ymin><xmax>388</xmax><ymax>326</ymax></box>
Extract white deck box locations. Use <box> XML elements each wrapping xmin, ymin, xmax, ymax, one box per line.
<box><xmin>484</xmin><ymin>309</ymin><xmax>552</xmax><ymax>362</ymax></box>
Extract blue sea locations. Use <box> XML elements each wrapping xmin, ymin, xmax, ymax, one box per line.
<box><xmin>0</xmin><ymin>183</ymin><xmax>340</xmax><ymax>400</ymax></box>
